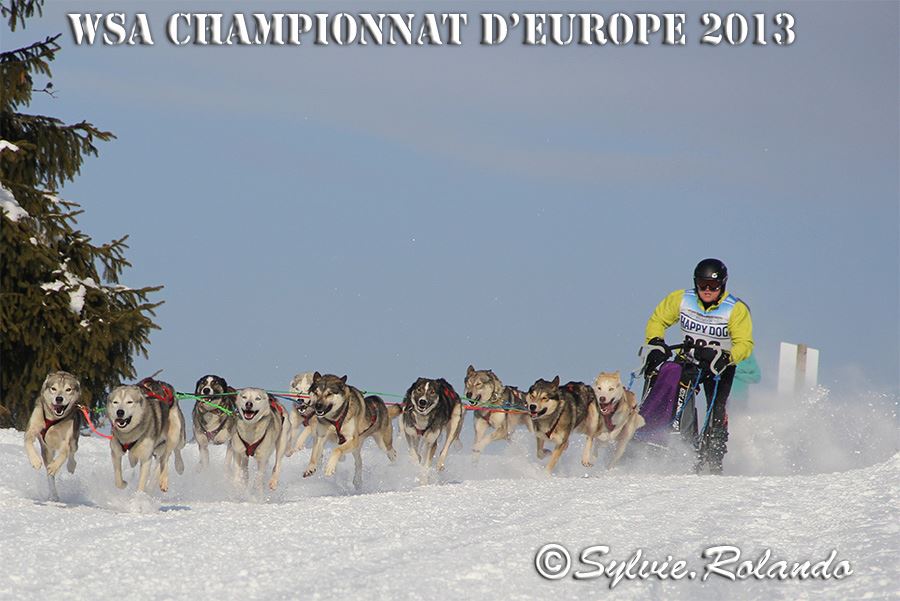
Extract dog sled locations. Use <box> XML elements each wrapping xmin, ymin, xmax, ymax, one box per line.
<box><xmin>631</xmin><ymin>339</ymin><xmax>716</xmax><ymax>462</ymax></box>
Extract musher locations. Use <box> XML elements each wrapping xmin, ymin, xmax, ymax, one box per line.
<box><xmin>640</xmin><ymin>258</ymin><xmax>753</xmax><ymax>474</ymax></box>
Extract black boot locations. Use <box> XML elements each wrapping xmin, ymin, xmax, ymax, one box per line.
<box><xmin>705</xmin><ymin>426</ymin><xmax>728</xmax><ymax>475</ymax></box>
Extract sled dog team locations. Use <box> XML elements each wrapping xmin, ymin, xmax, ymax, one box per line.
<box><xmin>24</xmin><ymin>366</ymin><xmax>646</xmax><ymax>496</ymax></box>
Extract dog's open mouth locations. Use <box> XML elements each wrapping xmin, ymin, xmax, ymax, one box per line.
<box><xmin>599</xmin><ymin>402</ymin><xmax>616</xmax><ymax>415</ymax></box>
<box><xmin>52</xmin><ymin>404</ymin><xmax>68</xmax><ymax>416</ymax></box>
<box><xmin>241</xmin><ymin>408</ymin><xmax>258</xmax><ymax>420</ymax></box>
<box><xmin>530</xmin><ymin>407</ymin><xmax>547</xmax><ymax>418</ymax></box>
<box><xmin>114</xmin><ymin>416</ymin><xmax>132</xmax><ymax>428</ymax></box>
<box><xmin>314</xmin><ymin>404</ymin><xmax>331</xmax><ymax>417</ymax></box>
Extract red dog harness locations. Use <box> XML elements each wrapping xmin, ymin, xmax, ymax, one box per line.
<box><xmin>39</xmin><ymin>413</ymin><xmax>63</xmax><ymax>442</ymax></box>
<box><xmin>137</xmin><ymin>378</ymin><xmax>175</xmax><ymax>407</ymax></box>
<box><xmin>238</xmin><ymin>433</ymin><xmax>265</xmax><ymax>457</ymax></box>
<box><xmin>323</xmin><ymin>398</ymin><xmax>377</xmax><ymax>445</ymax></box>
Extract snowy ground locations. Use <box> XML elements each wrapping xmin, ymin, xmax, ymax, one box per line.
<box><xmin>2</xmin><ymin>387</ymin><xmax>897</xmax><ymax>600</ymax></box>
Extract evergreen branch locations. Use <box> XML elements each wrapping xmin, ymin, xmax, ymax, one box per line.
<box><xmin>1</xmin><ymin>0</ymin><xmax>45</xmax><ymax>32</ymax></box>
<box><xmin>0</xmin><ymin>35</ymin><xmax>60</xmax><ymax>111</ymax></box>
<box><xmin>1</xmin><ymin>114</ymin><xmax>115</xmax><ymax>190</ymax></box>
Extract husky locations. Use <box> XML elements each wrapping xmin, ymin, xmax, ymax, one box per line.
<box><xmin>192</xmin><ymin>374</ymin><xmax>236</xmax><ymax>470</ymax></box>
<box><xmin>285</xmin><ymin>372</ymin><xmax>316</xmax><ymax>457</ymax></box>
<box><xmin>230</xmin><ymin>388</ymin><xmax>289</xmax><ymax>491</ymax></box>
<box><xmin>107</xmin><ymin>384</ymin><xmax>183</xmax><ymax>492</ymax></box>
<box><xmin>401</xmin><ymin>377</ymin><xmax>465</xmax><ymax>472</ymax></box>
<box><xmin>591</xmin><ymin>371</ymin><xmax>646</xmax><ymax>468</ymax></box>
<box><xmin>464</xmin><ymin>365</ymin><xmax>533</xmax><ymax>454</ymax></box>
<box><xmin>137</xmin><ymin>376</ymin><xmax>186</xmax><ymax>477</ymax></box>
<box><xmin>303</xmin><ymin>373</ymin><xmax>401</xmax><ymax>489</ymax></box>
<box><xmin>526</xmin><ymin>377</ymin><xmax>594</xmax><ymax>473</ymax></box>
<box><xmin>24</xmin><ymin>371</ymin><xmax>84</xmax><ymax>501</ymax></box>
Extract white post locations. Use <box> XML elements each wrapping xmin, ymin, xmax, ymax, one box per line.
<box><xmin>778</xmin><ymin>342</ymin><xmax>819</xmax><ymax>395</ymax></box>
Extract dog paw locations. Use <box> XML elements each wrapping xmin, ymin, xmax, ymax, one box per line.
<box><xmin>47</xmin><ymin>463</ymin><xmax>61</xmax><ymax>477</ymax></box>
<box><xmin>115</xmin><ymin>479</ymin><xmax>128</xmax><ymax>489</ymax></box>
<box><xmin>323</xmin><ymin>464</ymin><xmax>336</xmax><ymax>477</ymax></box>
<box><xmin>284</xmin><ymin>449</ymin><xmax>294</xmax><ymax>458</ymax></box>
<box><xmin>386</xmin><ymin>449</ymin><xmax>397</xmax><ymax>462</ymax></box>
<box><xmin>268</xmin><ymin>477</ymin><xmax>279</xmax><ymax>491</ymax></box>
<box><xmin>159</xmin><ymin>482</ymin><xmax>169</xmax><ymax>493</ymax></box>
<box><xmin>536</xmin><ymin>449</ymin><xmax>549</xmax><ymax>459</ymax></box>
<box><xmin>303</xmin><ymin>467</ymin><xmax>316</xmax><ymax>478</ymax></box>
<box><xmin>67</xmin><ymin>458</ymin><xmax>77</xmax><ymax>474</ymax></box>
<box><xmin>581</xmin><ymin>460</ymin><xmax>594</xmax><ymax>468</ymax></box>
<box><xmin>30</xmin><ymin>456</ymin><xmax>43</xmax><ymax>470</ymax></box>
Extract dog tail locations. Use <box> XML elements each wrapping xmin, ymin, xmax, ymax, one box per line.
<box><xmin>387</xmin><ymin>404</ymin><xmax>403</xmax><ymax>420</ymax></box>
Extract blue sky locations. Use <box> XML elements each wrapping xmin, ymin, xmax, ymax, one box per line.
<box><xmin>7</xmin><ymin>1</ymin><xmax>898</xmax><ymax>397</ymax></box>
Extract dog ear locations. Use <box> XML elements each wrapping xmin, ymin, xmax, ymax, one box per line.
<box><xmin>467</xmin><ymin>365</ymin><xmax>475</xmax><ymax>377</ymax></box>
<box><xmin>340</xmin><ymin>375</ymin><xmax>348</xmax><ymax>384</ymax></box>
<box><xmin>552</xmin><ymin>375</ymin><xmax>560</xmax><ymax>387</ymax></box>
<box><xmin>403</xmin><ymin>380</ymin><xmax>418</xmax><ymax>404</ymax></box>
<box><xmin>312</xmin><ymin>371</ymin><xmax>321</xmax><ymax>383</ymax></box>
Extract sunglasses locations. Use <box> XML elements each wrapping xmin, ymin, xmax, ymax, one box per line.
<box><xmin>696</xmin><ymin>280</ymin><xmax>721</xmax><ymax>292</ymax></box>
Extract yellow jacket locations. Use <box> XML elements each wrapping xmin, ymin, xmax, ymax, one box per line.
<box><xmin>644</xmin><ymin>289</ymin><xmax>754</xmax><ymax>364</ymax></box>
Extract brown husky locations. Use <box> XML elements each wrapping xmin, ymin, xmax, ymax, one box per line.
<box><xmin>304</xmin><ymin>373</ymin><xmax>401</xmax><ymax>489</ymax></box>
<box><xmin>464</xmin><ymin>365</ymin><xmax>533</xmax><ymax>455</ymax></box>
<box><xmin>526</xmin><ymin>377</ymin><xmax>597</xmax><ymax>473</ymax></box>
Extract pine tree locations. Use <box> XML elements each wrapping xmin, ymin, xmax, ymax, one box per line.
<box><xmin>1</xmin><ymin>0</ymin><xmax>163</xmax><ymax>429</ymax></box>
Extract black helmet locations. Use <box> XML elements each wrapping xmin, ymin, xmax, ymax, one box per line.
<box><xmin>694</xmin><ymin>258</ymin><xmax>728</xmax><ymax>290</ymax></box>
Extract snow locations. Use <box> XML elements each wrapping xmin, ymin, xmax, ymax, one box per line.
<box><xmin>0</xmin><ymin>140</ymin><xmax>19</xmax><ymax>153</ymax></box>
<box><xmin>2</xmin><ymin>388</ymin><xmax>897</xmax><ymax>600</ymax></box>
<box><xmin>0</xmin><ymin>183</ymin><xmax>29</xmax><ymax>222</ymax></box>
<box><xmin>40</xmin><ymin>268</ymin><xmax>100</xmax><ymax>316</ymax></box>
<box><xmin>68</xmin><ymin>284</ymin><xmax>87</xmax><ymax>314</ymax></box>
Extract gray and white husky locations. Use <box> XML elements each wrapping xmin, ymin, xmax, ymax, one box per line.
<box><xmin>23</xmin><ymin>371</ymin><xmax>84</xmax><ymax>501</ymax></box>
<box><xmin>107</xmin><ymin>385</ymin><xmax>184</xmax><ymax>493</ymax></box>
<box><xmin>230</xmin><ymin>388</ymin><xmax>289</xmax><ymax>491</ymax></box>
